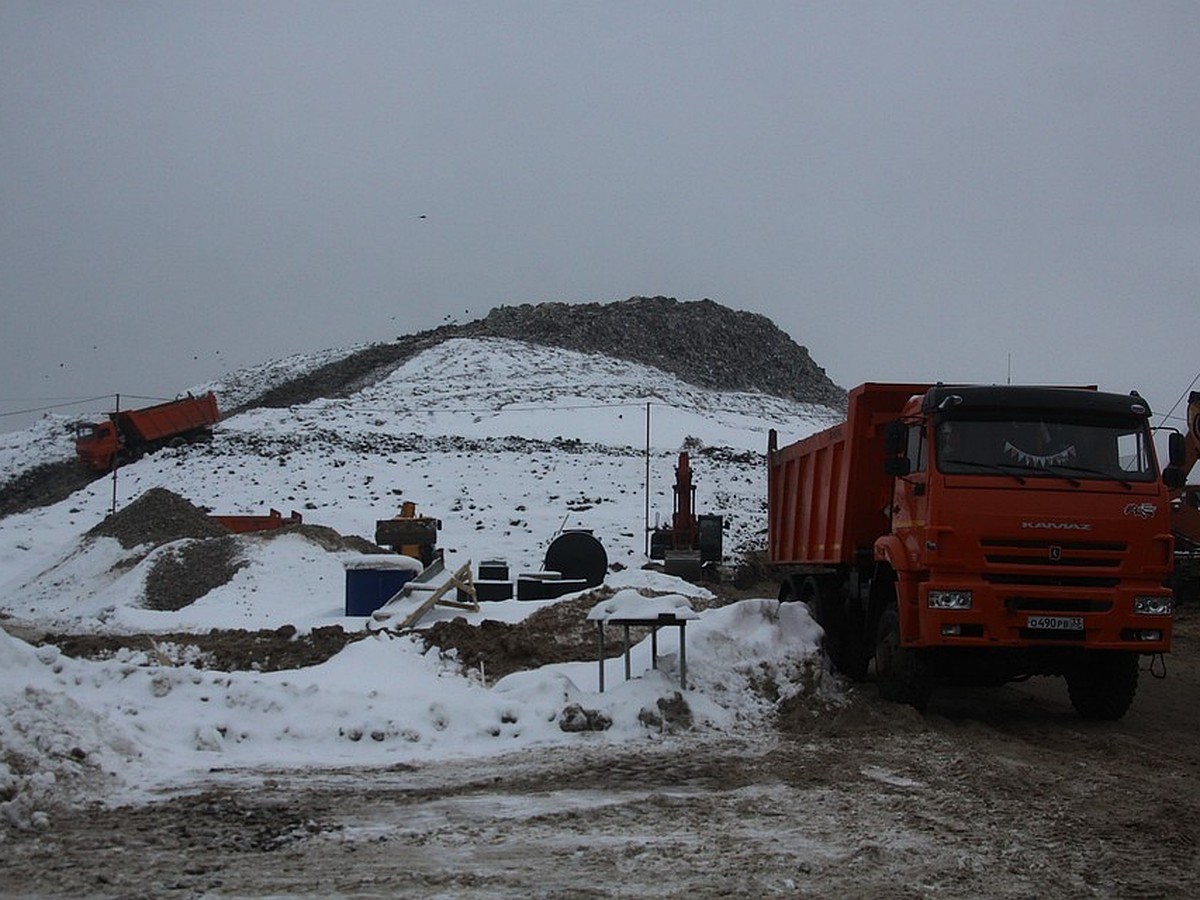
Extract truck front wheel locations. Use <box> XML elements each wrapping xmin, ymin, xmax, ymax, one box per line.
<box><xmin>875</xmin><ymin>605</ymin><xmax>933</xmax><ymax>711</ymax></box>
<box><xmin>1065</xmin><ymin>652</ymin><xmax>1139</xmax><ymax>721</ymax></box>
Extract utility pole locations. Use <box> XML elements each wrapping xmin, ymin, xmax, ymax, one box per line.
<box><xmin>109</xmin><ymin>393</ymin><xmax>119</xmax><ymax>517</ymax></box>
<box><xmin>644</xmin><ymin>402</ymin><xmax>651</xmax><ymax>557</ymax></box>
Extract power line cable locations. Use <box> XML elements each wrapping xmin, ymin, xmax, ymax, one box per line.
<box><xmin>0</xmin><ymin>396</ymin><xmax>115</xmax><ymax>418</ymax></box>
<box><xmin>1157</xmin><ymin>369</ymin><xmax>1200</xmax><ymax>430</ymax></box>
<box><xmin>0</xmin><ymin>392</ymin><xmax>175</xmax><ymax>420</ymax></box>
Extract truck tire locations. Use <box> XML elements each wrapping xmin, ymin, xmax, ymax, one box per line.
<box><xmin>839</xmin><ymin>604</ymin><xmax>871</xmax><ymax>683</ymax></box>
<box><xmin>799</xmin><ymin>577</ymin><xmax>869</xmax><ymax>681</ymax></box>
<box><xmin>799</xmin><ymin>577</ymin><xmax>842</xmax><ymax>669</ymax></box>
<box><xmin>875</xmin><ymin>605</ymin><xmax>933</xmax><ymax>711</ymax></box>
<box><xmin>1065</xmin><ymin>652</ymin><xmax>1139</xmax><ymax>721</ymax></box>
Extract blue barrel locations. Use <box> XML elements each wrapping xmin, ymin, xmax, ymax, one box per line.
<box><xmin>344</xmin><ymin>555</ymin><xmax>422</xmax><ymax>616</ymax></box>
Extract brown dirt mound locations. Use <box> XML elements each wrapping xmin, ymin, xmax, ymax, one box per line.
<box><xmin>43</xmin><ymin>624</ymin><xmax>361</xmax><ymax>672</ymax></box>
<box><xmin>420</xmin><ymin>589</ymin><xmax>645</xmax><ymax>682</ymax></box>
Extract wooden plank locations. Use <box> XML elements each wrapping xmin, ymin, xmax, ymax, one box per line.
<box><xmin>368</xmin><ymin>559</ymin><xmax>478</xmax><ymax>631</ymax></box>
<box><xmin>369</xmin><ymin>558</ymin><xmax>446</xmax><ymax>629</ymax></box>
<box><xmin>395</xmin><ymin>562</ymin><xmax>477</xmax><ymax>629</ymax></box>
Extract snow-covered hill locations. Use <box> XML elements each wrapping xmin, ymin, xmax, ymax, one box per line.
<box><xmin>1</xmin><ymin>337</ymin><xmax>840</xmax><ymax>632</ymax></box>
<box><xmin>0</xmin><ymin>336</ymin><xmax>842</xmax><ymax>831</ymax></box>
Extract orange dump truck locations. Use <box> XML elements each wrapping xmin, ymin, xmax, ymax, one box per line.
<box><xmin>75</xmin><ymin>392</ymin><xmax>220</xmax><ymax>472</ymax></box>
<box><xmin>768</xmin><ymin>383</ymin><xmax>1188</xmax><ymax>719</ymax></box>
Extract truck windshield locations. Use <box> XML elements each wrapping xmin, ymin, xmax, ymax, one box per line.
<box><xmin>935</xmin><ymin>413</ymin><xmax>1157</xmax><ymax>483</ymax></box>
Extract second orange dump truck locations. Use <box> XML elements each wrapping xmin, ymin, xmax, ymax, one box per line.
<box><xmin>768</xmin><ymin>382</ymin><xmax>1188</xmax><ymax>719</ymax></box>
<box><xmin>75</xmin><ymin>392</ymin><xmax>220</xmax><ymax>472</ymax></box>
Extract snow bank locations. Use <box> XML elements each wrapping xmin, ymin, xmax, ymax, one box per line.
<box><xmin>0</xmin><ymin>631</ymin><xmax>138</xmax><ymax>833</ymax></box>
<box><xmin>0</xmin><ymin>594</ymin><xmax>827</xmax><ymax>831</ymax></box>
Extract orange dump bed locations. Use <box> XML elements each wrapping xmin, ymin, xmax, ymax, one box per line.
<box><xmin>211</xmin><ymin>509</ymin><xmax>302</xmax><ymax>534</ymax></box>
<box><xmin>768</xmin><ymin>383</ymin><xmax>929</xmax><ymax>565</ymax></box>
<box><xmin>116</xmin><ymin>392</ymin><xmax>219</xmax><ymax>442</ymax></box>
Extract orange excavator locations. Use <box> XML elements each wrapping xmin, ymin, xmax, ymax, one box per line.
<box><xmin>648</xmin><ymin>452</ymin><xmax>724</xmax><ymax>579</ymax></box>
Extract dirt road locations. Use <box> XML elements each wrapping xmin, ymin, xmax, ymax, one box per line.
<box><xmin>4</xmin><ymin>612</ymin><xmax>1199</xmax><ymax>899</ymax></box>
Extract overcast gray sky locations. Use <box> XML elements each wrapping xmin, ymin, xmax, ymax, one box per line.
<box><xmin>3</xmin><ymin>1</ymin><xmax>1198</xmax><ymax>436</ymax></box>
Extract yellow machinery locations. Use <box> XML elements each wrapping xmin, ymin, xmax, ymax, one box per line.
<box><xmin>375</xmin><ymin>501</ymin><xmax>441</xmax><ymax>567</ymax></box>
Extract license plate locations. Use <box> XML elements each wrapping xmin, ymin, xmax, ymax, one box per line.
<box><xmin>1027</xmin><ymin>615</ymin><xmax>1084</xmax><ymax>631</ymax></box>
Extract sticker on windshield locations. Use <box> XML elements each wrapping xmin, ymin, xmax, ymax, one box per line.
<box><xmin>1003</xmin><ymin>441</ymin><xmax>1078</xmax><ymax>469</ymax></box>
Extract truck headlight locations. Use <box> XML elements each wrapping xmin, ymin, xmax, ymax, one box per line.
<box><xmin>928</xmin><ymin>590</ymin><xmax>973</xmax><ymax>610</ymax></box>
<box><xmin>1134</xmin><ymin>596</ymin><xmax>1173</xmax><ymax>616</ymax></box>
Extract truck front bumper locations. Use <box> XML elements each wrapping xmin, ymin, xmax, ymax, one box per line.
<box><xmin>910</xmin><ymin>581</ymin><xmax>1173</xmax><ymax>652</ymax></box>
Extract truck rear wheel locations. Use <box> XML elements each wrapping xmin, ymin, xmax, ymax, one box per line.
<box><xmin>840</xmin><ymin>602</ymin><xmax>870</xmax><ymax>683</ymax></box>
<box><xmin>875</xmin><ymin>605</ymin><xmax>933</xmax><ymax>711</ymax></box>
<box><xmin>1065</xmin><ymin>652</ymin><xmax>1139</xmax><ymax>721</ymax></box>
<box><xmin>794</xmin><ymin>576</ymin><xmax>870</xmax><ymax>682</ymax></box>
<box><xmin>797</xmin><ymin>578</ymin><xmax>847</xmax><ymax>678</ymax></box>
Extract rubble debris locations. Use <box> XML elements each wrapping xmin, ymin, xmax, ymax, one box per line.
<box><xmin>238</xmin><ymin>296</ymin><xmax>847</xmax><ymax>415</ymax></box>
<box><xmin>420</xmin><ymin>591</ymin><xmax>621</xmax><ymax>681</ymax></box>
<box><xmin>638</xmin><ymin>692</ymin><xmax>694</xmax><ymax>733</ymax></box>
<box><xmin>558</xmin><ymin>703</ymin><xmax>612</xmax><ymax>732</ymax></box>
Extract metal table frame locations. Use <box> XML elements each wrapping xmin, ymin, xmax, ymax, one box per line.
<box><xmin>596</xmin><ymin>614</ymin><xmax>689</xmax><ymax>692</ymax></box>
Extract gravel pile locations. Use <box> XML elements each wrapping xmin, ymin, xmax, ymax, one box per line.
<box><xmin>143</xmin><ymin>536</ymin><xmax>246</xmax><ymax>612</ymax></box>
<box><xmin>88</xmin><ymin>488</ymin><xmax>229</xmax><ymax>550</ymax></box>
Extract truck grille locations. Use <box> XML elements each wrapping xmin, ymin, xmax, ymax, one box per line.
<box><xmin>982</xmin><ymin>538</ymin><xmax>1123</xmax><ymax>569</ymax></box>
<box><xmin>1003</xmin><ymin>597</ymin><xmax>1112</xmax><ymax>614</ymax></box>
<box><xmin>984</xmin><ymin>573</ymin><xmax>1120</xmax><ymax>588</ymax></box>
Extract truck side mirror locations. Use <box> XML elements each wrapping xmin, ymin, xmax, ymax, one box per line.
<box><xmin>1163</xmin><ymin>432</ymin><xmax>1188</xmax><ymax>489</ymax></box>
<box><xmin>1169</xmin><ymin>431</ymin><xmax>1186</xmax><ymax>468</ymax></box>
<box><xmin>883</xmin><ymin>421</ymin><xmax>910</xmax><ymax>476</ymax></box>
<box><xmin>884</xmin><ymin>421</ymin><xmax>905</xmax><ymax>456</ymax></box>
